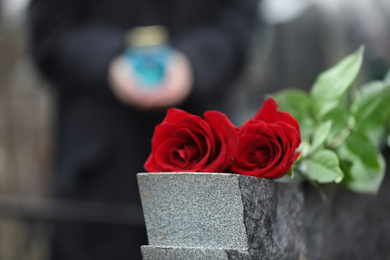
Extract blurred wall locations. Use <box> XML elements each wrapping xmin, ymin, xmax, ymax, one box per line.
<box><xmin>0</xmin><ymin>0</ymin><xmax>52</xmax><ymax>259</ymax></box>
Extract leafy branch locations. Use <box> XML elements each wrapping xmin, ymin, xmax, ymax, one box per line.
<box><xmin>271</xmin><ymin>46</ymin><xmax>390</xmax><ymax>194</ymax></box>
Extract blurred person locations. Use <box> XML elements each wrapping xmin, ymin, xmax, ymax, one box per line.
<box><xmin>27</xmin><ymin>0</ymin><xmax>257</xmax><ymax>259</ymax></box>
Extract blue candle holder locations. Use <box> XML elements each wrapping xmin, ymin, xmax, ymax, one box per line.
<box><xmin>125</xmin><ymin>44</ymin><xmax>172</xmax><ymax>88</ymax></box>
<box><xmin>125</xmin><ymin>25</ymin><xmax>172</xmax><ymax>88</ymax></box>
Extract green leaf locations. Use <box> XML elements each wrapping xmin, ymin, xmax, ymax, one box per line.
<box><xmin>322</xmin><ymin>106</ymin><xmax>351</xmax><ymax>143</ymax></box>
<box><xmin>311</xmin><ymin>46</ymin><xmax>364</xmax><ymax>118</ymax></box>
<box><xmin>387</xmin><ymin>120</ymin><xmax>390</xmax><ymax>147</ymax></box>
<box><xmin>305</xmin><ymin>149</ymin><xmax>344</xmax><ymax>183</ymax></box>
<box><xmin>298</xmin><ymin>117</ymin><xmax>316</xmax><ymax>142</ymax></box>
<box><xmin>269</xmin><ymin>89</ymin><xmax>311</xmax><ymax>121</ymax></box>
<box><xmin>350</xmin><ymin>81</ymin><xmax>390</xmax><ymax>131</ymax></box>
<box><xmin>269</xmin><ymin>90</ymin><xmax>315</xmax><ymax>141</ymax></box>
<box><xmin>339</xmin><ymin>159</ymin><xmax>353</xmax><ymax>183</ymax></box>
<box><xmin>341</xmin><ymin>154</ymin><xmax>385</xmax><ymax>194</ymax></box>
<box><xmin>309</xmin><ymin>121</ymin><xmax>332</xmax><ymax>154</ymax></box>
<box><xmin>337</xmin><ymin>133</ymin><xmax>385</xmax><ymax>194</ymax></box>
<box><xmin>387</xmin><ymin>134</ymin><xmax>390</xmax><ymax>148</ymax></box>
<box><xmin>344</xmin><ymin>131</ymin><xmax>381</xmax><ymax>170</ymax></box>
<box><xmin>365</xmin><ymin>127</ymin><xmax>386</xmax><ymax>145</ymax></box>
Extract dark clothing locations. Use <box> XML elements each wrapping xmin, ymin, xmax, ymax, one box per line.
<box><xmin>28</xmin><ymin>0</ymin><xmax>256</xmax><ymax>259</ymax></box>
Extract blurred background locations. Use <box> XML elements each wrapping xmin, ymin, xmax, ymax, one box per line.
<box><xmin>1</xmin><ymin>0</ymin><xmax>52</xmax><ymax>259</ymax></box>
<box><xmin>0</xmin><ymin>0</ymin><xmax>390</xmax><ymax>259</ymax></box>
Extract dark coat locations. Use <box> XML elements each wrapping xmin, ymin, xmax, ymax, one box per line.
<box><xmin>28</xmin><ymin>0</ymin><xmax>257</xmax><ymax>259</ymax></box>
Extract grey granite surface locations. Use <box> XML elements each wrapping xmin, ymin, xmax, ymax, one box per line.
<box><xmin>237</xmin><ymin>175</ymin><xmax>305</xmax><ymax>259</ymax></box>
<box><xmin>141</xmin><ymin>246</ymin><xmax>230</xmax><ymax>260</ymax></box>
<box><xmin>138</xmin><ymin>161</ymin><xmax>390</xmax><ymax>260</ymax></box>
<box><xmin>138</xmin><ymin>172</ymin><xmax>248</xmax><ymax>252</ymax></box>
<box><xmin>141</xmin><ymin>246</ymin><xmax>253</xmax><ymax>260</ymax></box>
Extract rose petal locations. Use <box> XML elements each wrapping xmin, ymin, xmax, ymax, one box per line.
<box><xmin>151</xmin><ymin>124</ymin><xmax>181</xmax><ymax>152</ymax></box>
<box><xmin>163</xmin><ymin>108</ymin><xmax>192</xmax><ymax>124</ymax></box>
<box><xmin>253</xmin><ymin>98</ymin><xmax>279</xmax><ymax>123</ymax></box>
<box><xmin>156</xmin><ymin>138</ymin><xmax>188</xmax><ymax>170</ymax></box>
<box><xmin>182</xmin><ymin>117</ymin><xmax>215</xmax><ymax>150</ymax></box>
<box><xmin>163</xmin><ymin>108</ymin><xmax>216</xmax><ymax>158</ymax></box>
<box><xmin>203</xmin><ymin>111</ymin><xmax>238</xmax><ymax>172</ymax></box>
<box><xmin>277</xmin><ymin>111</ymin><xmax>300</xmax><ymax>134</ymax></box>
<box><xmin>171</xmin><ymin>128</ymin><xmax>209</xmax><ymax>159</ymax></box>
<box><xmin>232</xmin><ymin>133</ymin><xmax>282</xmax><ymax>176</ymax></box>
<box><xmin>144</xmin><ymin>154</ymin><xmax>158</xmax><ymax>172</ymax></box>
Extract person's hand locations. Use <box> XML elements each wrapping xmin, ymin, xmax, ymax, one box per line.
<box><xmin>109</xmin><ymin>51</ymin><xmax>193</xmax><ymax>110</ymax></box>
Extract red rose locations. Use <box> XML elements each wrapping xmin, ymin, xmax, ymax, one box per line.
<box><xmin>144</xmin><ymin>108</ymin><xmax>238</xmax><ymax>172</ymax></box>
<box><xmin>230</xmin><ymin>98</ymin><xmax>301</xmax><ymax>178</ymax></box>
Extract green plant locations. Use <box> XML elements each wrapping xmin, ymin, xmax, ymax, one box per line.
<box><xmin>271</xmin><ymin>46</ymin><xmax>390</xmax><ymax>194</ymax></box>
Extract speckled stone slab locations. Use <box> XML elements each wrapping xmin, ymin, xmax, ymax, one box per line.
<box><xmin>141</xmin><ymin>245</ymin><xmax>234</xmax><ymax>260</ymax></box>
<box><xmin>138</xmin><ymin>164</ymin><xmax>390</xmax><ymax>259</ymax></box>
<box><xmin>137</xmin><ymin>172</ymin><xmax>304</xmax><ymax>260</ymax></box>
<box><xmin>137</xmin><ymin>172</ymin><xmax>249</xmax><ymax>252</ymax></box>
